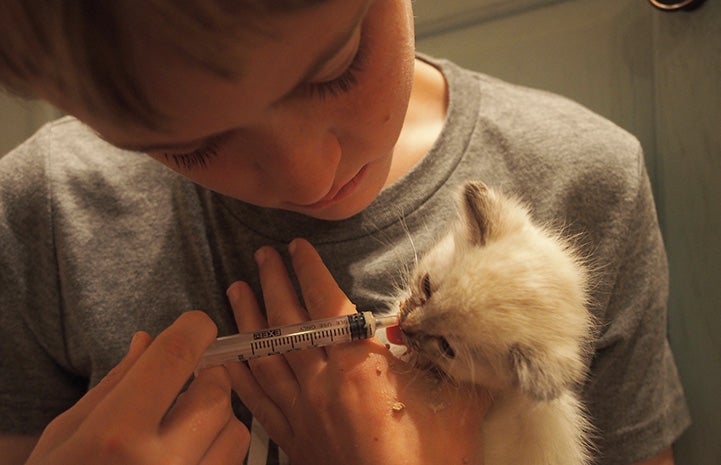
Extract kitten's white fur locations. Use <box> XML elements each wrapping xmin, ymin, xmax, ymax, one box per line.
<box><xmin>396</xmin><ymin>181</ymin><xmax>593</xmax><ymax>465</ymax></box>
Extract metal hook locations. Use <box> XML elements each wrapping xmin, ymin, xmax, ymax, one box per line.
<box><xmin>648</xmin><ymin>0</ymin><xmax>706</xmax><ymax>11</ymax></box>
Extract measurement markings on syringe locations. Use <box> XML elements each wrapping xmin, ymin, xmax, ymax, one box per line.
<box><xmin>248</xmin><ymin>326</ymin><xmax>352</xmax><ymax>357</ymax></box>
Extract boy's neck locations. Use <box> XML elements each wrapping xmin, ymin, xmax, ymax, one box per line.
<box><xmin>386</xmin><ymin>57</ymin><xmax>448</xmax><ymax>187</ymax></box>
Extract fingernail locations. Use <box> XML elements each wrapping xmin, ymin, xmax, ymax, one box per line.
<box><xmin>128</xmin><ymin>332</ymin><xmax>139</xmax><ymax>349</ymax></box>
<box><xmin>128</xmin><ymin>331</ymin><xmax>144</xmax><ymax>352</ymax></box>
<box><xmin>288</xmin><ymin>239</ymin><xmax>298</xmax><ymax>256</ymax></box>
<box><xmin>226</xmin><ymin>281</ymin><xmax>244</xmax><ymax>300</ymax></box>
<box><xmin>254</xmin><ymin>247</ymin><xmax>266</xmax><ymax>266</ymax></box>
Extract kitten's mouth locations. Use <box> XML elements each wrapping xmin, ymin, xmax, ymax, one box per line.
<box><xmin>393</xmin><ymin>305</ymin><xmax>455</xmax><ymax>359</ymax></box>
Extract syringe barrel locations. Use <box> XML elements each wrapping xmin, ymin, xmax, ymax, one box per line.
<box><xmin>197</xmin><ymin>312</ymin><xmax>378</xmax><ymax>369</ymax></box>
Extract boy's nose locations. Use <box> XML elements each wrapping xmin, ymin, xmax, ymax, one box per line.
<box><xmin>266</xmin><ymin>128</ymin><xmax>343</xmax><ymax>202</ymax></box>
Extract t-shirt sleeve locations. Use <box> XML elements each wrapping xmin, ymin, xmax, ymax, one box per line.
<box><xmin>583</xmin><ymin>153</ymin><xmax>691</xmax><ymax>465</ymax></box>
<box><xmin>0</xmin><ymin>133</ymin><xmax>87</xmax><ymax>434</ymax></box>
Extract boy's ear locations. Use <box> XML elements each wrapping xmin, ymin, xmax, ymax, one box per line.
<box><xmin>461</xmin><ymin>181</ymin><xmax>493</xmax><ymax>246</ymax></box>
<box><xmin>509</xmin><ymin>343</ymin><xmax>568</xmax><ymax>401</ymax></box>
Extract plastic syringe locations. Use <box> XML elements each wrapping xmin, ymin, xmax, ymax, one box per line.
<box><xmin>197</xmin><ymin>312</ymin><xmax>399</xmax><ymax>369</ymax></box>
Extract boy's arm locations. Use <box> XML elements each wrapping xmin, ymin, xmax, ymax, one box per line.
<box><xmin>0</xmin><ymin>434</ymin><xmax>39</xmax><ymax>465</ymax></box>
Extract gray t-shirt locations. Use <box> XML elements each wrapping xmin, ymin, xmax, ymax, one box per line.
<box><xmin>0</xmin><ymin>57</ymin><xmax>689</xmax><ymax>465</ymax></box>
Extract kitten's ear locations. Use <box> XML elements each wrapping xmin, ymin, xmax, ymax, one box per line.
<box><xmin>462</xmin><ymin>181</ymin><xmax>493</xmax><ymax>246</ymax></box>
<box><xmin>509</xmin><ymin>344</ymin><xmax>567</xmax><ymax>401</ymax></box>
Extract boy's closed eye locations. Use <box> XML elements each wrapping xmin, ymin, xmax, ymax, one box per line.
<box><xmin>296</xmin><ymin>26</ymin><xmax>367</xmax><ymax>100</ymax></box>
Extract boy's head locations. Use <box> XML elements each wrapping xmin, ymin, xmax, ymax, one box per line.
<box><xmin>0</xmin><ymin>0</ymin><xmax>418</xmax><ymax>221</ymax></box>
<box><xmin>0</xmin><ymin>0</ymin><xmax>327</xmax><ymax>129</ymax></box>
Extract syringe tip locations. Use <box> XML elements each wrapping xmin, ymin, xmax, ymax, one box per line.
<box><xmin>374</xmin><ymin>314</ymin><xmax>399</xmax><ymax>330</ymax></box>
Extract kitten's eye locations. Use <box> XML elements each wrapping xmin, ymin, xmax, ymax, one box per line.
<box><xmin>421</xmin><ymin>273</ymin><xmax>432</xmax><ymax>300</ymax></box>
<box><xmin>438</xmin><ymin>337</ymin><xmax>456</xmax><ymax>358</ymax></box>
<box><xmin>422</xmin><ymin>336</ymin><xmax>455</xmax><ymax>359</ymax></box>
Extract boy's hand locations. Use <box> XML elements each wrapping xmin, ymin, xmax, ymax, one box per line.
<box><xmin>25</xmin><ymin>312</ymin><xmax>250</xmax><ymax>465</ymax></box>
<box><xmin>227</xmin><ymin>238</ymin><xmax>490</xmax><ymax>465</ymax></box>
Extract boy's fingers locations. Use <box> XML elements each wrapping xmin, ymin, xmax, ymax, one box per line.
<box><xmin>227</xmin><ymin>280</ymin><xmax>266</xmax><ymax>332</ymax></box>
<box><xmin>288</xmin><ymin>239</ymin><xmax>386</xmax><ymax>359</ymax></box>
<box><xmin>47</xmin><ymin>331</ymin><xmax>151</xmax><ymax>435</ymax></box>
<box><xmin>162</xmin><ymin>366</ymin><xmax>235</xmax><ymax>461</ymax></box>
<box><xmin>225</xmin><ymin>361</ymin><xmax>294</xmax><ymax>446</ymax></box>
<box><xmin>226</xmin><ymin>279</ymin><xmax>302</xmax><ymax>415</ymax></box>
<box><xmin>289</xmin><ymin>238</ymin><xmax>356</xmax><ymax>319</ymax></box>
<box><xmin>198</xmin><ymin>415</ymin><xmax>250</xmax><ymax>465</ymax></box>
<box><xmin>254</xmin><ymin>245</ymin><xmax>332</xmax><ymax>375</ymax></box>
<box><xmin>254</xmin><ymin>246</ymin><xmax>309</xmax><ymax>326</ymax></box>
<box><xmin>89</xmin><ymin>311</ymin><xmax>218</xmax><ymax>431</ymax></box>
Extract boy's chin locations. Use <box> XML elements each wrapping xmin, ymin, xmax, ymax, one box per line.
<box><xmin>290</xmin><ymin>192</ymin><xmax>379</xmax><ymax>221</ymax></box>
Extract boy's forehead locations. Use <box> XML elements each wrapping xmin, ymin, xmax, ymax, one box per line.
<box><xmin>54</xmin><ymin>0</ymin><xmax>374</xmax><ymax>149</ymax></box>
<box><xmin>291</xmin><ymin>0</ymin><xmax>371</xmax><ymax>83</ymax></box>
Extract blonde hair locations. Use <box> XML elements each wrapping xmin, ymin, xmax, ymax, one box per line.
<box><xmin>0</xmin><ymin>0</ymin><xmax>325</xmax><ymax>129</ymax></box>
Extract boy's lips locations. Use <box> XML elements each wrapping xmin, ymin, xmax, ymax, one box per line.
<box><xmin>297</xmin><ymin>165</ymin><xmax>368</xmax><ymax>210</ymax></box>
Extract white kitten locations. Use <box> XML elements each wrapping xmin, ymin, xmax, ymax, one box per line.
<box><xmin>396</xmin><ymin>181</ymin><xmax>594</xmax><ymax>465</ymax></box>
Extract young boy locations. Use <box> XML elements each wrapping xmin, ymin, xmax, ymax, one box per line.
<box><xmin>0</xmin><ymin>1</ymin><xmax>690</xmax><ymax>464</ymax></box>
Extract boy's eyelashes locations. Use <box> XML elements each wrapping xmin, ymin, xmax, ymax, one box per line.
<box><xmin>297</xmin><ymin>35</ymin><xmax>367</xmax><ymax>100</ymax></box>
<box><xmin>156</xmin><ymin>129</ymin><xmax>237</xmax><ymax>170</ymax></box>
<box><xmin>159</xmin><ymin>141</ymin><xmax>222</xmax><ymax>170</ymax></box>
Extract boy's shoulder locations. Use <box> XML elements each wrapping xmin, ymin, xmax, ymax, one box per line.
<box><xmin>0</xmin><ymin>116</ymin><xmax>191</xmax><ymax>225</ymax></box>
<box><xmin>476</xmin><ymin>69</ymin><xmax>639</xmax><ymax>159</ymax></box>
<box><xmin>3</xmin><ymin>116</ymin><xmax>158</xmax><ymax>169</ymax></box>
<box><xmin>1</xmin><ymin>116</ymin><xmax>183</xmax><ymax>195</ymax></box>
<box><xmin>435</xmin><ymin>57</ymin><xmax>643</xmax><ymax>178</ymax></box>
<box><xmin>437</xmin><ymin>59</ymin><xmax>647</xmax><ymax>227</ymax></box>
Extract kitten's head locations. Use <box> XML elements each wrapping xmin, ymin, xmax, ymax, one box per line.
<box><xmin>397</xmin><ymin>181</ymin><xmax>592</xmax><ymax>400</ymax></box>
